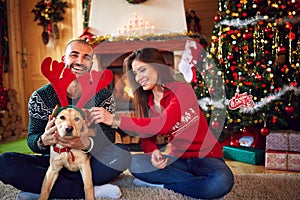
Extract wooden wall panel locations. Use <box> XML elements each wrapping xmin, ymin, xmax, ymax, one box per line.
<box><xmin>6</xmin><ymin>0</ymin><xmax>82</xmax><ymax>128</ymax></box>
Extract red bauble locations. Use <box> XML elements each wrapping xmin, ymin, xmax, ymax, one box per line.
<box><xmin>285</xmin><ymin>105</ymin><xmax>295</xmax><ymax>114</ymax></box>
<box><xmin>265</xmin><ymin>50</ymin><xmax>269</xmax><ymax>55</ymax></box>
<box><xmin>264</xmin><ymin>27</ymin><xmax>272</xmax><ymax>34</ymax></box>
<box><xmin>214</xmin><ymin>15</ymin><xmax>221</xmax><ymax>22</ymax></box>
<box><xmin>260</xmin><ymin>127</ymin><xmax>270</xmax><ymax>136</ymax></box>
<box><xmin>255</xmin><ymin>74</ymin><xmax>263</xmax><ymax>81</ymax></box>
<box><xmin>246</xmin><ymin>60</ymin><xmax>253</xmax><ymax>66</ymax></box>
<box><xmin>211</xmin><ymin>120</ymin><xmax>220</xmax><ymax>129</ymax></box>
<box><xmin>242</xmin><ymin>32</ymin><xmax>252</xmax><ymax>40</ymax></box>
<box><xmin>230</xmin><ymin>139</ymin><xmax>240</xmax><ymax>147</ymax></box>
<box><xmin>242</xmin><ymin>12</ymin><xmax>247</xmax><ymax>17</ymax></box>
<box><xmin>272</xmin><ymin>116</ymin><xmax>277</xmax><ymax>124</ymax></box>
<box><xmin>290</xmin><ymin>82</ymin><xmax>298</xmax><ymax>87</ymax></box>
<box><xmin>227</xmin><ymin>55</ymin><xmax>234</xmax><ymax>61</ymax></box>
<box><xmin>278</xmin><ymin>46</ymin><xmax>287</xmax><ymax>54</ymax></box>
<box><xmin>47</xmin><ymin>23</ymin><xmax>53</xmax><ymax>33</ymax></box>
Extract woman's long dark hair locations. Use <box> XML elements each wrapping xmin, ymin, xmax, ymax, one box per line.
<box><xmin>123</xmin><ymin>47</ymin><xmax>175</xmax><ymax>117</ymax></box>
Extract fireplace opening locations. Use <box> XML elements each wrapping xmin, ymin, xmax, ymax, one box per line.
<box><xmin>99</xmin><ymin>50</ymin><xmax>174</xmax><ymax>111</ymax></box>
<box><xmin>97</xmin><ymin>50</ymin><xmax>175</xmax><ymax>148</ymax></box>
<box><xmin>107</xmin><ymin>66</ymin><xmax>133</xmax><ymax>111</ymax></box>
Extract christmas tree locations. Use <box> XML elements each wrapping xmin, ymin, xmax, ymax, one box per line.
<box><xmin>192</xmin><ymin>0</ymin><xmax>300</xmax><ymax>142</ymax></box>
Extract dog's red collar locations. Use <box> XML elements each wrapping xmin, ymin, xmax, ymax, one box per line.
<box><xmin>53</xmin><ymin>145</ymin><xmax>75</xmax><ymax>162</ymax></box>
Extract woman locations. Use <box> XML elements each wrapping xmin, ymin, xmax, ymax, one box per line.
<box><xmin>93</xmin><ymin>47</ymin><xmax>234</xmax><ymax>199</ymax></box>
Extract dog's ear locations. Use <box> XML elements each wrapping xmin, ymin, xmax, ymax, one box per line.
<box><xmin>87</xmin><ymin>127</ymin><xmax>96</xmax><ymax>137</ymax></box>
<box><xmin>81</xmin><ymin>108</ymin><xmax>91</xmax><ymax>123</ymax></box>
<box><xmin>81</xmin><ymin>108</ymin><xmax>94</xmax><ymax>129</ymax></box>
<box><xmin>49</xmin><ymin>105</ymin><xmax>60</xmax><ymax>121</ymax></box>
<box><xmin>81</xmin><ymin>108</ymin><xmax>96</xmax><ymax>136</ymax></box>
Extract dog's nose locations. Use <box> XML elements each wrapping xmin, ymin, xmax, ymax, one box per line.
<box><xmin>65</xmin><ymin>126</ymin><xmax>73</xmax><ymax>133</ymax></box>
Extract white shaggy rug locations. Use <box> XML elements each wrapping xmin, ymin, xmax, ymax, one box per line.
<box><xmin>1</xmin><ymin>171</ymin><xmax>299</xmax><ymax>200</ymax></box>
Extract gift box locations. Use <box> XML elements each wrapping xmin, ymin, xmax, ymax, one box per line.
<box><xmin>266</xmin><ymin>130</ymin><xmax>300</xmax><ymax>152</ymax></box>
<box><xmin>223</xmin><ymin>145</ymin><xmax>265</xmax><ymax>165</ymax></box>
<box><xmin>265</xmin><ymin>150</ymin><xmax>300</xmax><ymax>171</ymax></box>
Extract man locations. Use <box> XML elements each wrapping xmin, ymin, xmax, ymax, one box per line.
<box><xmin>0</xmin><ymin>39</ymin><xmax>131</xmax><ymax>199</ymax></box>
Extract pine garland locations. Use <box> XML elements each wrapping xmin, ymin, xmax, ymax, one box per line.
<box><xmin>126</xmin><ymin>0</ymin><xmax>147</xmax><ymax>4</ymax></box>
<box><xmin>31</xmin><ymin>0</ymin><xmax>68</xmax><ymax>44</ymax></box>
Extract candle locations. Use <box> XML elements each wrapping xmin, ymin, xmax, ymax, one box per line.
<box><xmin>151</xmin><ymin>25</ymin><xmax>154</xmax><ymax>33</ymax></box>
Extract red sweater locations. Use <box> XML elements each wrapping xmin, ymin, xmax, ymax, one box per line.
<box><xmin>119</xmin><ymin>82</ymin><xmax>223</xmax><ymax>158</ymax></box>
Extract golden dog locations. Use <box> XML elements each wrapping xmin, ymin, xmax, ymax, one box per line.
<box><xmin>39</xmin><ymin>106</ymin><xmax>95</xmax><ymax>200</ymax></box>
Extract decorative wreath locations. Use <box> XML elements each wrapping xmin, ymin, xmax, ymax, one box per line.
<box><xmin>126</xmin><ymin>0</ymin><xmax>147</xmax><ymax>4</ymax></box>
<box><xmin>31</xmin><ymin>0</ymin><xmax>68</xmax><ymax>45</ymax></box>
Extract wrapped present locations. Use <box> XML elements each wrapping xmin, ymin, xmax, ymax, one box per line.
<box><xmin>221</xmin><ymin>126</ymin><xmax>266</xmax><ymax>148</ymax></box>
<box><xmin>223</xmin><ymin>145</ymin><xmax>265</xmax><ymax>165</ymax></box>
<box><xmin>265</xmin><ymin>150</ymin><xmax>300</xmax><ymax>171</ymax></box>
<box><xmin>266</xmin><ymin>130</ymin><xmax>300</xmax><ymax>152</ymax></box>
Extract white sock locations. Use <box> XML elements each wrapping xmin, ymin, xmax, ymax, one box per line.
<box><xmin>94</xmin><ymin>183</ymin><xmax>122</xmax><ymax>199</ymax></box>
<box><xmin>133</xmin><ymin>178</ymin><xmax>164</xmax><ymax>188</ymax></box>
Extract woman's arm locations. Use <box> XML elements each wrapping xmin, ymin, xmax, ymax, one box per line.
<box><xmin>86</xmin><ymin>90</ymin><xmax>117</xmax><ymax>154</ymax></box>
<box><xmin>98</xmin><ymin>83</ymin><xmax>197</xmax><ymax>137</ymax></box>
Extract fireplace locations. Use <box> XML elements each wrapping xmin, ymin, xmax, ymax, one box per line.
<box><xmin>107</xmin><ymin>66</ymin><xmax>133</xmax><ymax>111</ymax></box>
<box><xmin>93</xmin><ymin>39</ymin><xmax>186</xmax><ymax>146</ymax></box>
<box><xmin>94</xmin><ymin>41</ymin><xmax>181</xmax><ymax>110</ymax></box>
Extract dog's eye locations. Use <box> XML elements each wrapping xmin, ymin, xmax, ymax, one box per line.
<box><xmin>60</xmin><ymin>116</ymin><xmax>65</xmax><ymax>120</ymax></box>
<box><xmin>74</xmin><ymin>117</ymin><xmax>80</xmax><ymax>121</ymax></box>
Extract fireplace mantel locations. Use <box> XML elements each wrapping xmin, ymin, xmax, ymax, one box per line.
<box><xmin>94</xmin><ymin>38</ymin><xmax>186</xmax><ymax>68</ymax></box>
<box><xmin>94</xmin><ymin>38</ymin><xmax>187</xmax><ymax>54</ymax></box>
<box><xmin>94</xmin><ymin>38</ymin><xmax>185</xmax><ymax>111</ymax></box>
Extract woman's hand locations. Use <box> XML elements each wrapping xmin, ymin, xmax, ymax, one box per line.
<box><xmin>151</xmin><ymin>149</ymin><xmax>168</xmax><ymax>169</ymax></box>
<box><xmin>90</xmin><ymin>107</ymin><xmax>113</xmax><ymax>126</ymax></box>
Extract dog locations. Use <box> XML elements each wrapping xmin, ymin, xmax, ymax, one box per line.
<box><xmin>39</xmin><ymin>105</ymin><xmax>95</xmax><ymax>200</ymax></box>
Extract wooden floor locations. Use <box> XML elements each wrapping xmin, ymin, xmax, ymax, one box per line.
<box><xmin>225</xmin><ymin>159</ymin><xmax>300</xmax><ymax>175</ymax></box>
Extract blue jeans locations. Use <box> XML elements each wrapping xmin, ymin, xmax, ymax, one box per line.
<box><xmin>0</xmin><ymin>143</ymin><xmax>131</xmax><ymax>199</ymax></box>
<box><xmin>129</xmin><ymin>154</ymin><xmax>234</xmax><ymax>199</ymax></box>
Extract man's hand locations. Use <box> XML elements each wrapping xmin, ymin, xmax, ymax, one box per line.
<box><xmin>55</xmin><ymin>134</ymin><xmax>90</xmax><ymax>150</ymax></box>
<box><xmin>151</xmin><ymin>149</ymin><xmax>168</xmax><ymax>169</ymax></box>
<box><xmin>41</xmin><ymin>117</ymin><xmax>57</xmax><ymax>146</ymax></box>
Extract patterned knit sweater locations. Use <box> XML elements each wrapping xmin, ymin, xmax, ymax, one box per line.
<box><xmin>27</xmin><ymin>83</ymin><xmax>116</xmax><ymax>155</ymax></box>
